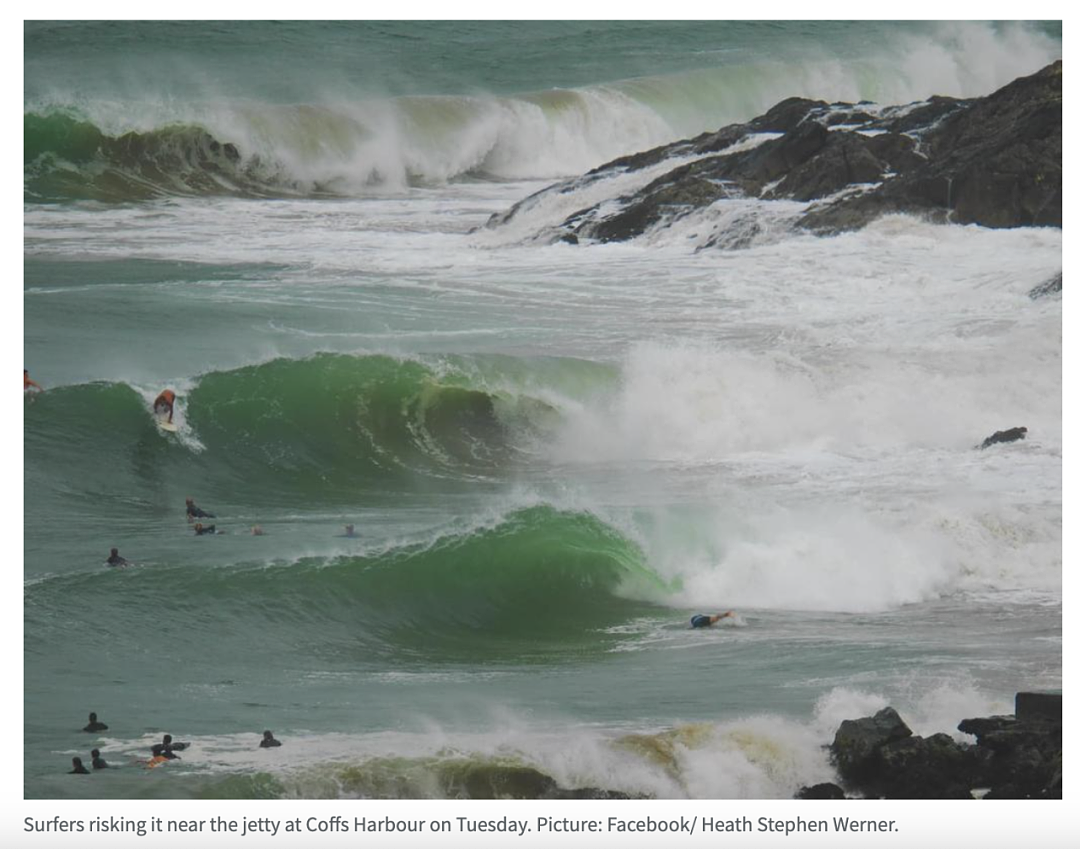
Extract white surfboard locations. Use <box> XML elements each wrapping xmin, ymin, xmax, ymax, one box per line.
<box><xmin>157</xmin><ymin>419</ymin><xmax>178</xmax><ymax>433</ymax></box>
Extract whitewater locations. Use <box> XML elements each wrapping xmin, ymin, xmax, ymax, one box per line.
<box><xmin>23</xmin><ymin>21</ymin><xmax>1060</xmax><ymax>800</ymax></box>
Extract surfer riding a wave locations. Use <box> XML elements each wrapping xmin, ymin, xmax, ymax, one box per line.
<box><xmin>153</xmin><ymin>389</ymin><xmax>175</xmax><ymax>424</ymax></box>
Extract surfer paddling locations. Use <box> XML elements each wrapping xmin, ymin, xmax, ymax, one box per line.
<box><xmin>690</xmin><ymin>611</ymin><xmax>735</xmax><ymax>628</ymax></box>
<box><xmin>153</xmin><ymin>389</ymin><xmax>176</xmax><ymax>423</ymax></box>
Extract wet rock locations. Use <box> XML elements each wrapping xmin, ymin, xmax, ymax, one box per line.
<box><xmin>1029</xmin><ymin>272</ymin><xmax>1062</xmax><ymax>299</ymax></box>
<box><xmin>796</xmin><ymin>782</ymin><xmax>846</xmax><ymax>799</ymax></box>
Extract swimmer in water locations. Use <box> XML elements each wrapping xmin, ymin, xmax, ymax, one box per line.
<box><xmin>251</xmin><ymin>525</ymin><xmax>265</xmax><ymax>536</ymax></box>
<box><xmin>106</xmin><ymin>548</ymin><xmax>129</xmax><ymax>567</ymax></box>
<box><xmin>153</xmin><ymin>389</ymin><xmax>176</xmax><ymax>423</ymax></box>
<box><xmin>193</xmin><ymin>523</ymin><xmax>218</xmax><ymax>536</ymax></box>
<box><xmin>91</xmin><ymin>749</ymin><xmax>109</xmax><ymax>769</ymax></box>
<box><xmin>259</xmin><ymin>730</ymin><xmax>282</xmax><ymax>748</ymax></box>
<box><xmin>690</xmin><ymin>611</ymin><xmax>735</xmax><ymax>628</ymax></box>
<box><xmin>151</xmin><ymin>734</ymin><xmax>183</xmax><ymax>760</ymax></box>
<box><xmin>69</xmin><ymin>757</ymin><xmax>90</xmax><ymax>774</ymax></box>
<box><xmin>343</xmin><ymin>524</ymin><xmax>357</xmax><ymax>538</ymax></box>
<box><xmin>186</xmin><ymin>497</ymin><xmax>215</xmax><ymax>522</ymax></box>
<box><xmin>83</xmin><ymin>712</ymin><xmax>108</xmax><ymax>733</ymax></box>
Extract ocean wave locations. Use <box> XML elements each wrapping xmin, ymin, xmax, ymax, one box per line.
<box><xmin>23</xmin><ymin>353</ymin><xmax>577</xmax><ymax>487</ymax></box>
<box><xmin>24</xmin><ymin>23</ymin><xmax>1060</xmax><ymax>202</ymax></box>
<box><xmin>24</xmin><ymin>506</ymin><xmax>666</xmax><ymax>658</ymax></box>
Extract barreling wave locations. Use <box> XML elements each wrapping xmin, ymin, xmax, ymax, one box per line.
<box><xmin>24</xmin><ymin>22</ymin><xmax>1060</xmax><ymax>202</ymax></box>
<box><xmin>23</xmin><ymin>353</ymin><xmax>579</xmax><ymax>493</ymax></box>
<box><xmin>25</xmin><ymin>506</ymin><xmax>668</xmax><ymax>659</ymax></box>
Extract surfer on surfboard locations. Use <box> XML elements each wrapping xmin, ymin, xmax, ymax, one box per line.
<box><xmin>690</xmin><ymin>611</ymin><xmax>735</xmax><ymax>628</ymax></box>
<box><xmin>153</xmin><ymin>389</ymin><xmax>176</xmax><ymax>424</ymax></box>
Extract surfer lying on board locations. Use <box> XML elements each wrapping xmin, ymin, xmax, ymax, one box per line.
<box><xmin>259</xmin><ymin>730</ymin><xmax>282</xmax><ymax>748</ymax></box>
<box><xmin>153</xmin><ymin>389</ymin><xmax>176</xmax><ymax>423</ymax></box>
<box><xmin>106</xmin><ymin>548</ymin><xmax>129</xmax><ymax>567</ymax></box>
<box><xmin>193</xmin><ymin>523</ymin><xmax>219</xmax><ymax>536</ymax></box>
<box><xmin>690</xmin><ymin>611</ymin><xmax>735</xmax><ymax>628</ymax></box>
<box><xmin>151</xmin><ymin>734</ymin><xmax>185</xmax><ymax>759</ymax></box>
<box><xmin>186</xmin><ymin>497</ymin><xmax>215</xmax><ymax>522</ymax></box>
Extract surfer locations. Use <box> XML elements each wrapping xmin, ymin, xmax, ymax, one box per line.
<box><xmin>69</xmin><ymin>757</ymin><xmax>90</xmax><ymax>775</ymax></box>
<box><xmin>193</xmin><ymin>523</ymin><xmax>218</xmax><ymax>536</ymax></box>
<box><xmin>106</xmin><ymin>548</ymin><xmax>129</xmax><ymax>567</ymax></box>
<box><xmin>91</xmin><ymin>749</ymin><xmax>109</xmax><ymax>769</ymax></box>
<box><xmin>83</xmin><ymin>712</ymin><xmax>108</xmax><ymax>733</ymax></box>
<box><xmin>186</xmin><ymin>497</ymin><xmax>215</xmax><ymax>522</ymax></box>
<box><xmin>690</xmin><ymin>611</ymin><xmax>735</xmax><ymax>628</ymax></box>
<box><xmin>251</xmin><ymin>525</ymin><xmax>265</xmax><ymax>536</ymax></box>
<box><xmin>343</xmin><ymin>524</ymin><xmax>357</xmax><ymax>538</ymax></box>
<box><xmin>153</xmin><ymin>389</ymin><xmax>176</xmax><ymax>424</ymax></box>
<box><xmin>259</xmin><ymin>730</ymin><xmax>282</xmax><ymax>748</ymax></box>
<box><xmin>24</xmin><ymin>369</ymin><xmax>43</xmax><ymax>394</ymax></box>
<box><xmin>980</xmin><ymin>426</ymin><xmax>1028</xmax><ymax>449</ymax></box>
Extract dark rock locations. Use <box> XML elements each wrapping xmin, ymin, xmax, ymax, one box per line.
<box><xmin>831</xmin><ymin>706</ymin><xmax>912</xmax><ymax>784</ymax></box>
<box><xmin>826</xmin><ymin>694</ymin><xmax>1062</xmax><ymax>800</ymax></box>
<box><xmin>1029</xmin><ymin>273</ymin><xmax>1062</xmax><ymax>299</ymax></box>
<box><xmin>874</xmin><ymin>733</ymin><xmax>975</xmax><ymax>799</ymax></box>
<box><xmin>1016</xmin><ymin>692</ymin><xmax>1062</xmax><ymax>724</ymax></box>
<box><xmin>489</xmin><ymin>62</ymin><xmax>1061</xmax><ymax>245</ymax></box>
<box><xmin>796</xmin><ymin>782</ymin><xmax>846</xmax><ymax>799</ymax></box>
<box><xmin>979</xmin><ymin>427</ymin><xmax>1028</xmax><ymax>450</ymax></box>
<box><xmin>958</xmin><ymin>715</ymin><xmax>1016</xmax><ymax>741</ymax></box>
<box><xmin>749</xmin><ymin>97</ymin><xmax>829</xmax><ymax>133</ymax></box>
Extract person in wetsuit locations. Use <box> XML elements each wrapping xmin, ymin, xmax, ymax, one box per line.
<box><xmin>153</xmin><ymin>389</ymin><xmax>176</xmax><ymax>423</ymax></box>
<box><xmin>106</xmin><ymin>548</ymin><xmax>129</xmax><ymax>567</ymax></box>
<box><xmin>69</xmin><ymin>757</ymin><xmax>90</xmax><ymax>774</ymax></box>
<box><xmin>83</xmin><ymin>712</ymin><xmax>108</xmax><ymax>733</ymax></box>
<box><xmin>259</xmin><ymin>730</ymin><xmax>282</xmax><ymax>748</ymax></box>
<box><xmin>151</xmin><ymin>734</ymin><xmax>184</xmax><ymax>760</ymax></box>
<box><xmin>690</xmin><ymin>611</ymin><xmax>735</xmax><ymax>628</ymax></box>
<box><xmin>91</xmin><ymin>748</ymin><xmax>109</xmax><ymax>769</ymax></box>
<box><xmin>193</xmin><ymin>523</ymin><xmax>217</xmax><ymax>535</ymax></box>
<box><xmin>186</xmin><ymin>497</ymin><xmax>215</xmax><ymax>522</ymax></box>
<box><xmin>343</xmin><ymin>524</ymin><xmax>357</xmax><ymax>537</ymax></box>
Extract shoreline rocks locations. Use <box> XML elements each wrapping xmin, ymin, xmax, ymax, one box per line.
<box><xmin>490</xmin><ymin>62</ymin><xmax>1061</xmax><ymax>246</ymax></box>
<box><xmin>798</xmin><ymin>692</ymin><xmax>1062</xmax><ymax>799</ymax></box>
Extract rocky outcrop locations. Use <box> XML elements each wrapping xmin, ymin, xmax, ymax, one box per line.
<box><xmin>800</xmin><ymin>693</ymin><xmax>1063</xmax><ymax>799</ymax></box>
<box><xmin>1029</xmin><ymin>272</ymin><xmax>1062</xmax><ymax>299</ymax></box>
<box><xmin>489</xmin><ymin>62</ymin><xmax>1061</xmax><ymax>246</ymax></box>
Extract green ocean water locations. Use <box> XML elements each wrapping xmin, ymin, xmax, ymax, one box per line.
<box><xmin>24</xmin><ymin>21</ymin><xmax>1061</xmax><ymax>799</ymax></box>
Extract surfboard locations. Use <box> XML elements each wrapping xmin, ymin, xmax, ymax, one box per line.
<box><xmin>157</xmin><ymin>420</ymin><xmax>178</xmax><ymax>433</ymax></box>
<box><xmin>145</xmin><ymin>755</ymin><xmax>169</xmax><ymax>769</ymax></box>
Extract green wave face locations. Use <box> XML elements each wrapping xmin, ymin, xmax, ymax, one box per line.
<box><xmin>25</xmin><ymin>506</ymin><xmax>667</xmax><ymax>662</ymax></box>
<box><xmin>23</xmin><ymin>354</ymin><xmax>582</xmax><ymax>500</ymax></box>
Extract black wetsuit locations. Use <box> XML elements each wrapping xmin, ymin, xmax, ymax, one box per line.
<box><xmin>194</xmin><ymin>525</ymin><xmax>217</xmax><ymax>535</ymax></box>
<box><xmin>69</xmin><ymin>764</ymin><xmax>90</xmax><ymax>774</ymax></box>
<box><xmin>690</xmin><ymin>614</ymin><xmax>713</xmax><ymax>628</ymax></box>
<box><xmin>106</xmin><ymin>554</ymin><xmax>128</xmax><ymax>567</ymax></box>
<box><xmin>260</xmin><ymin>737</ymin><xmax>282</xmax><ymax>748</ymax></box>
<box><xmin>83</xmin><ymin>721</ymin><xmax>108</xmax><ymax>733</ymax></box>
<box><xmin>187</xmin><ymin>505</ymin><xmax>215</xmax><ymax>520</ymax></box>
<box><xmin>92</xmin><ymin>756</ymin><xmax>109</xmax><ymax>769</ymax></box>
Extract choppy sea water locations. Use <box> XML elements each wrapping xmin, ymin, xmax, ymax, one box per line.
<box><xmin>24</xmin><ymin>20</ymin><xmax>1061</xmax><ymax>799</ymax></box>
